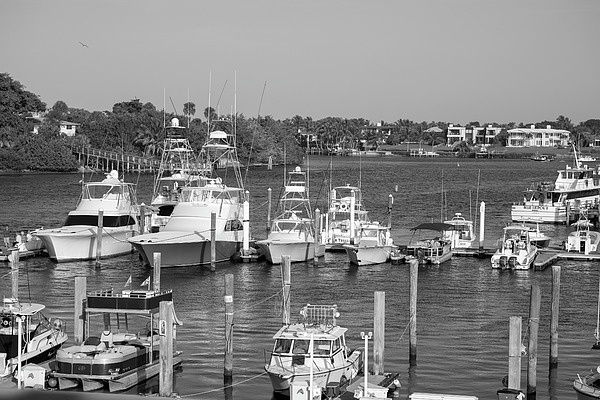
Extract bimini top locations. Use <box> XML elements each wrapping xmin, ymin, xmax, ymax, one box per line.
<box><xmin>411</xmin><ymin>222</ymin><xmax>453</xmax><ymax>232</ymax></box>
<box><xmin>1</xmin><ymin>298</ymin><xmax>45</xmax><ymax>316</ymax></box>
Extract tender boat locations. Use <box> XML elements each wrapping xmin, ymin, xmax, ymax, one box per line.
<box><xmin>441</xmin><ymin>213</ymin><xmax>475</xmax><ymax>249</ymax></box>
<box><xmin>405</xmin><ymin>223</ymin><xmax>453</xmax><ymax>265</ymax></box>
<box><xmin>0</xmin><ymin>297</ymin><xmax>68</xmax><ymax>378</ymax></box>
<box><xmin>574</xmin><ymin>367</ymin><xmax>600</xmax><ymax>399</ymax></box>
<box><xmin>343</xmin><ymin>223</ymin><xmax>396</xmax><ymax>266</ymax></box>
<box><xmin>566</xmin><ymin>218</ymin><xmax>600</xmax><ymax>254</ymax></box>
<box><xmin>149</xmin><ymin>117</ymin><xmax>206</xmax><ymax>232</ymax></box>
<box><xmin>511</xmin><ymin>145</ymin><xmax>600</xmax><ymax>224</ymax></box>
<box><xmin>255</xmin><ymin>166</ymin><xmax>325</xmax><ymax>264</ymax></box>
<box><xmin>128</xmin><ymin>125</ymin><xmax>247</xmax><ymax>268</ymax></box>
<box><xmin>33</xmin><ymin>170</ymin><xmax>140</xmax><ymax>262</ymax></box>
<box><xmin>491</xmin><ymin>225</ymin><xmax>539</xmax><ymax>270</ymax></box>
<box><xmin>265</xmin><ymin>304</ymin><xmax>362</xmax><ymax>396</ymax></box>
<box><xmin>50</xmin><ymin>286</ymin><xmax>182</xmax><ymax>392</ymax></box>
<box><xmin>530</xmin><ymin>153</ymin><xmax>549</xmax><ymax>162</ymax></box>
<box><xmin>321</xmin><ymin>184</ymin><xmax>371</xmax><ymax>251</ymax></box>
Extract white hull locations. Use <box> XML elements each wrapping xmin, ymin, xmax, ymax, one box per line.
<box><xmin>344</xmin><ymin>245</ymin><xmax>394</xmax><ymax>266</ymax></box>
<box><xmin>256</xmin><ymin>240</ymin><xmax>325</xmax><ymax>264</ymax></box>
<box><xmin>511</xmin><ymin>203</ymin><xmax>567</xmax><ymax>224</ymax></box>
<box><xmin>35</xmin><ymin>226</ymin><xmax>136</xmax><ymax>262</ymax></box>
<box><xmin>566</xmin><ymin>231</ymin><xmax>600</xmax><ymax>254</ymax></box>
<box><xmin>130</xmin><ymin>231</ymin><xmax>242</xmax><ymax>267</ymax></box>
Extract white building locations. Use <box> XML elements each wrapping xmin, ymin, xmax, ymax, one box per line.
<box><xmin>506</xmin><ymin>125</ymin><xmax>569</xmax><ymax>147</ymax></box>
<box><xmin>59</xmin><ymin>121</ymin><xmax>81</xmax><ymax>137</ymax></box>
<box><xmin>446</xmin><ymin>124</ymin><xmax>501</xmax><ymax>145</ymax></box>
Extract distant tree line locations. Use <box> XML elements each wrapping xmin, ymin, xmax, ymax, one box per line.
<box><xmin>1</xmin><ymin>72</ymin><xmax>600</xmax><ymax>172</ymax></box>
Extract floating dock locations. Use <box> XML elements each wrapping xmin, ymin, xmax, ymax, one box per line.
<box><xmin>0</xmin><ymin>248</ymin><xmax>47</xmax><ymax>262</ymax></box>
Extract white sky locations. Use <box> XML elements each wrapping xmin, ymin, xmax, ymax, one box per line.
<box><xmin>2</xmin><ymin>0</ymin><xmax>599</xmax><ymax>125</ymax></box>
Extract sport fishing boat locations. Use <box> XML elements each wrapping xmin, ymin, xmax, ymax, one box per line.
<box><xmin>405</xmin><ymin>223</ymin><xmax>453</xmax><ymax>265</ymax></box>
<box><xmin>129</xmin><ymin>122</ymin><xmax>247</xmax><ymax>268</ymax></box>
<box><xmin>511</xmin><ymin>145</ymin><xmax>600</xmax><ymax>224</ymax></box>
<box><xmin>343</xmin><ymin>223</ymin><xmax>396</xmax><ymax>266</ymax></box>
<box><xmin>491</xmin><ymin>225</ymin><xmax>539</xmax><ymax>270</ymax></box>
<box><xmin>255</xmin><ymin>166</ymin><xmax>325</xmax><ymax>264</ymax></box>
<box><xmin>33</xmin><ymin>170</ymin><xmax>140</xmax><ymax>262</ymax></box>
<box><xmin>0</xmin><ymin>297</ymin><xmax>68</xmax><ymax>378</ymax></box>
<box><xmin>265</xmin><ymin>304</ymin><xmax>362</xmax><ymax>397</ymax></box>
<box><xmin>321</xmin><ymin>184</ymin><xmax>371</xmax><ymax>251</ymax></box>
<box><xmin>149</xmin><ymin>117</ymin><xmax>206</xmax><ymax>232</ymax></box>
<box><xmin>441</xmin><ymin>213</ymin><xmax>475</xmax><ymax>249</ymax></box>
<box><xmin>50</xmin><ymin>285</ymin><xmax>182</xmax><ymax>392</ymax></box>
<box><xmin>566</xmin><ymin>218</ymin><xmax>600</xmax><ymax>254</ymax></box>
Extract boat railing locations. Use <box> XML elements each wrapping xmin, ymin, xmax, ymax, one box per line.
<box><xmin>299</xmin><ymin>304</ymin><xmax>339</xmax><ymax>327</ymax></box>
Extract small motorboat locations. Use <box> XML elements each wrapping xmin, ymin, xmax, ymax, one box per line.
<box><xmin>265</xmin><ymin>304</ymin><xmax>362</xmax><ymax>397</ymax></box>
<box><xmin>0</xmin><ymin>297</ymin><xmax>68</xmax><ymax>378</ymax></box>
<box><xmin>574</xmin><ymin>366</ymin><xmax>600</xmax><ymax>399</ymax></box>
<box><xmin>442</xmin><ymin>213</ymin><xmax>475</xmax><ymax>249</ymax></box>
<box><xmin>566</xmin><ymin>218</ymin><xmax>600</xmax><ymax>255</ymax></box>
<box><xmin>343</xmin><ymin>223</ymin><xmax>396</xmax><ymax>266</ymax></box>
<box><xmin>405</xmin><ymin>223</ymin><xmax>453</xmax><ymax>265</ymax></box>
<box><xmin>491</xmin><ymin>225</ymin><xmax>539</xmax><ymax>270</ymax></box>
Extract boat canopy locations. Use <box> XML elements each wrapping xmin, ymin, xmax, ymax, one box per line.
<box><xmin>411</xmin><ymin>223</ymin><xmax>453</xmax><ymax>232</ymax></box>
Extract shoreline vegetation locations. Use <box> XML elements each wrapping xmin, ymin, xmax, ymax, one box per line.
<box><xmin>1</xmin><ymin>72</ymin><xmax>599</xmax><ymax>173</ymax></box>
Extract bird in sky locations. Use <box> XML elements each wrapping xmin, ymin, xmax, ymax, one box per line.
<box><xmin>78</xmin><ymin>41</ymin><xmax>89</xmax><ymax>48</ymax></box>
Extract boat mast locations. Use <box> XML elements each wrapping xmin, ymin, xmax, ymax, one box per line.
<box><xmin>596</xmin><ymin>273</ymin><xmax>600</xmax><ymax>344</ymax></box>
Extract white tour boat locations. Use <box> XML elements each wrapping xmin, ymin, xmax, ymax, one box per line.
<box><xmin>265</xmin><ymin>304</ymin><xmax>362</xmax><ymax>397</ymax></box>
<box><xmin>33</xmin><ymin>170</ymin><xmax>140</xmax><ymax>262</ymax></box>
<box><xmin>491</xmin><ymin>225</ymin><xmax>539</xmax><ymax>270</ymax></box>
<box><xmin>405</xmin><ymin>223</ymin><xmax>453</xmax><ymax>265</ymax></box>
<box><xmin>441</xmin><ymin>213</ymin><xmax>475</xmax><ymax>249</ymax></box>
<box><xmin>343</xmin><ymin>223</ymin><xmax>396</xmax><ymax>266</ymax></box>
<box><xmin>321</xmin><ymin>184</ymin><xmax>371</xmax><ymax>251</ymax></box>
<box><xmin>0</xmin><ymin>297</ymin><xmax>67</xmax><ymax>378</ymax></box>
<box><xmin>50</xmin><ymin>285</ymin><xmax>182</xmax><ymax>392</ymax></box>
<box><xmin>149</xmin><ymin>117</ymin><xmax>206</xmax><ymax>232</ymax></box>
<box><xmin>128</xmin><ymin>124</ymin><xmax>247</xmax><ymax>268</ymax></box>
<box><xmin>256</xmin><ymin>166</ymin><xmax>325</xmax><ymax>264</ymax></box>
<box><xmin>511</xmin><ymin>145</ymin><xmax>600</xmax><ymax>224</ymax></box>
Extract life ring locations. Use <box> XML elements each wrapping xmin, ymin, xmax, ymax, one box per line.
<box><xmin>1</xmin><ymin>317</ymin><xmax>11</xmax><ymax>328</ymax></box>
<box><xmin>339</xmin><ymin>203</ymin><xmax>348</xmax><ymax>211</ymax></box>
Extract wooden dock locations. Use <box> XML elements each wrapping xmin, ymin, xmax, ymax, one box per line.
<box><xmin>0</xmin><ymin>248</ymin><xmax>46</xmax><ymax>262</ymax></box>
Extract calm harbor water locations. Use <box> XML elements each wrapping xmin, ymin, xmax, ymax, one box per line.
<box><xmin>0</xmin><ymin>156</ymin><xmax>598</xmax><ymax>400</ymax></box>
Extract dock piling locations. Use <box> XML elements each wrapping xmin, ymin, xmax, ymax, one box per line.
<box><xmin>550</xmin><ymin>265</ymin><xmax>561</xmax><ymax>368</ymax></box>
<box><xmin>314</xmin><ymin>209</ymin><xmax>320</xmax><ymax>265</ymax></box>
<box><xmin>508</xmin><ymin>316</ymin><xmax>522</xmax><ymax>390</ymax></box>
<box><xmin>374</xmin><ymin>291</ymin><xmax>385</xmax><ymax>375</ymax></box>
<box><xmin>153</xmin><ymin>252</ymin><xmax>161</xmax><ymax>291</ymax></box>
<box><xmin>211</xmin><ymin>212</ymin><xmax>216</xmax><ymax>271</ymax></box>
<box><xmin>282</xmin><ymin>255</ymin><xmax>291</xmax><ymax>325</ymax></box>
<box><xmin>478</xmin><ymin>201</ymin><xmax>485</xmax><ymax>256</ymax></box>
<box><xmin>527</xmin><ymin>284</ymin><xmax>541</xmax><ymax>398</ymax></box>
<box><xmin>243</xmin><ymin>195</ymin><xmax>250</xmax><ymax>256</ymax></box>
<box><xmin>74</xmin><ymin>277</ymin><xmax>86</xmax><ymax>344</ymax></box>
<box><xmin>267</xmin><ymin>188</ymin><xmax>272</xmax><ymax>234</ymax></box>
<box><xmin>139</xmin><ymin>203</ymin><xmax>146</xmax><ymax>234</ymax></box>
<box><xmin>95</xmin><ymin>209</ymin><xmax>104</xmax><ymax>267</ymax></box>
<box><xmin>409</xmin><ymin>259</ymin><xmax>418</xmax><ymax>365</ymax></box>
<box><xmin>10</xmin><ymin>251</ymin><xmax>19</xmax><ymax>299</ymax></box>
<box><xmin>224</xmin><ymin>274</ymin><xmax>234</xmax><ymax>380</ymax></box>
<box><xmin>350</xmin><ymin>191</ymin><xmax>356</xmax><ymax>244</ymax></box>
<box><xmin>159</xmin><ymin>300</ymin><xmax>174</xmax><ymax>397</ymax></box>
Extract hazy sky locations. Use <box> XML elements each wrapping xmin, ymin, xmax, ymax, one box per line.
<box><xmin>3</xmin><ymin>0</ymin><xmax>599</xmax><ymax>125</ymax></box>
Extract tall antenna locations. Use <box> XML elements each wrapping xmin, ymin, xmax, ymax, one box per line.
<box><xmin>243</xmin><ymin>81</ymin><xmax>267</xmax><ymax>188</ymax></box>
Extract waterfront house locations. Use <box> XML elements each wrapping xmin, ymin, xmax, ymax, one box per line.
<box><xmin>447</xmin><ymin>124</ymin><xmax>501</xmax><ymax>146</ymax></box>
<box><xmin>506</xmin><ymin>125</ymin><xmax>569</xmax><ymax>148</ymax></box>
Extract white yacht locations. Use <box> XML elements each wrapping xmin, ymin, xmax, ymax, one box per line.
<box><xmin>491</xmin><ymin>225</ymin><xmax>539</xmax><ymax>270</ymax></box>
<box><xmin>34</xmin><ymin>170</ymin><xmax>140</xmax><ymax>262</ymax></box>
<box><xmin>442</xmin><ymin>213</ymin><xmax>475</xmax><ymax>249</ymax></box>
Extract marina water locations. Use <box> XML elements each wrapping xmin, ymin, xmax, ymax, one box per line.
<box><xmin>1</xmin><ymin>156</ymin><xmax>596</xmax><ymax>399</ymax></box>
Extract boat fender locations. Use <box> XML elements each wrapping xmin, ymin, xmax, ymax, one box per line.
<box><xmin>1</xmin><ymin>317</ymin><xmax>10</xmax><ymax>328</ymax></box>
<box><xmin>47</xmin><ymin>376</ymin><xmax>59</xmax><ymax>388</ymax></box>
<box><xmin>53</xmin><ymin>318</ymin><xmax>65</xmax><ymax>331</ymax></box>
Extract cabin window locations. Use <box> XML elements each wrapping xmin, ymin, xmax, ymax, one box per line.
<box><xmin>332</xmin><ymin>338</ymin><xmax>341</xmax><ymax>352</ymax></box>
<box><xmin>292</xmin><ymin>339</ymin><xmax>309</xmax><ymax>354</ymax></box>
<box><xmin>313</xmin><ymin>340</ymin><xmax>331</xmax><ymax>355</ymax></box>
<box><xmin>273</xmin><ymin>339</ymin><xmax>292</xmax><ymax>353</ymax></box>
<box><xmin>64</xmin><ymin>215</ymin><xmax>136</xmax><ymax>227</ymax></box>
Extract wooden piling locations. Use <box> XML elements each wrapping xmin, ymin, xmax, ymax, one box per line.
<box><xmin>211</xmin><ymin>211</ymin><xmax>216</xmax><ymax>271</ymax></box>
<box><xmin>478</xmin><ymin>201</ymin><xmax>485</xmax><ymax>254</ymax></box>
<box><xmin>313</xmin><ymin>208</ymin><xmax>320</xmax><ymax>265</ymax></box>
<box><xmin>267</xmin><ymin>188</ymin><xmax>272</xmax><ymax>234</ymax></box>
<box><xmin>508</xmin><ymin>316</ymin><xmax>522</xmax><ymax>390</ymax></box>
<box><xmin>550</xmin><ymin>265</ymin><xmax>561</xmax><ymax>368</ymax></box>
<box><xmin>409</xmin><ymin>259</ymin><xmax>418</xmax><ymax>365</ymax></box>
<box><xmin>243</xmin><ymin>195</ymin><xmax>250</xmax><ymax>256</ymax></box>
<box><xmin>10</xmin><ymin>251</ymin><xmax>19</xmax><ymax>299</ymax></box>
<box><xmin>159</xmin><ymin>301</ymin><xmax>174</xmax><ymax>397</ymax></box>
<box><xmin>95</xmin><ymin>209</ymin><xmax>104</xmax><ymax>267</ymax></box>
<box><xmin>153</xmin><ymin>253</ymin><xmax>161</xmax><ymax>292</ymax></box>
<box><xmin>139</xmin><ymin>203</ymin><xmax>146</xmax><ymax>234</ymax></box>
<box><xmin>224</xmin><ymin>274</ymin><xmax>234</xmax><ymax>379</ymax></box>
<box><xmin>374</xmin><ymin>291</ymin><xmax>385</xmax><ymax>375</ymax></box>
<box><xmin>74</xmin><ymin>277</ymin><xmax>86</xmax><ymax>344</ymax></box>
<box><xmin>387</xmin><ymin>194</ymin><xmax>393</xmax><ymax>228</ymax></box>
<box><xmin>350</xmin><ymin>191</ymin><xmax>356</xmax><ymax>244</ymax></box>
<box><xmin>282</xmin><ymin>255</ymin><xmax>291</xmax><ymax>325</ymax></box>
<box><xmin>527</xmin><ymin>283</ymin><xmax>541</xmax><ymax>398</ymax></box>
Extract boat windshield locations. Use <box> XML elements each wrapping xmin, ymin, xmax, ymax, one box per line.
<box><xmin>64</xmin><ymin>215</ymin><xmax>136</xmax><ymax>227</ymax></box>
<box><xmin>273</xmin><ymin>338</ymin><xmax>332</xmax><ymax>356</ymax></box>
<box><xmin>180</xmin><ymin>188</ymin><xmax>240</xmax><ymax>204</ymax></box>
<box><xmin>85</xmin><ymin>184</ymin><xmax>126</xmax><ymax>200</ymax></box>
